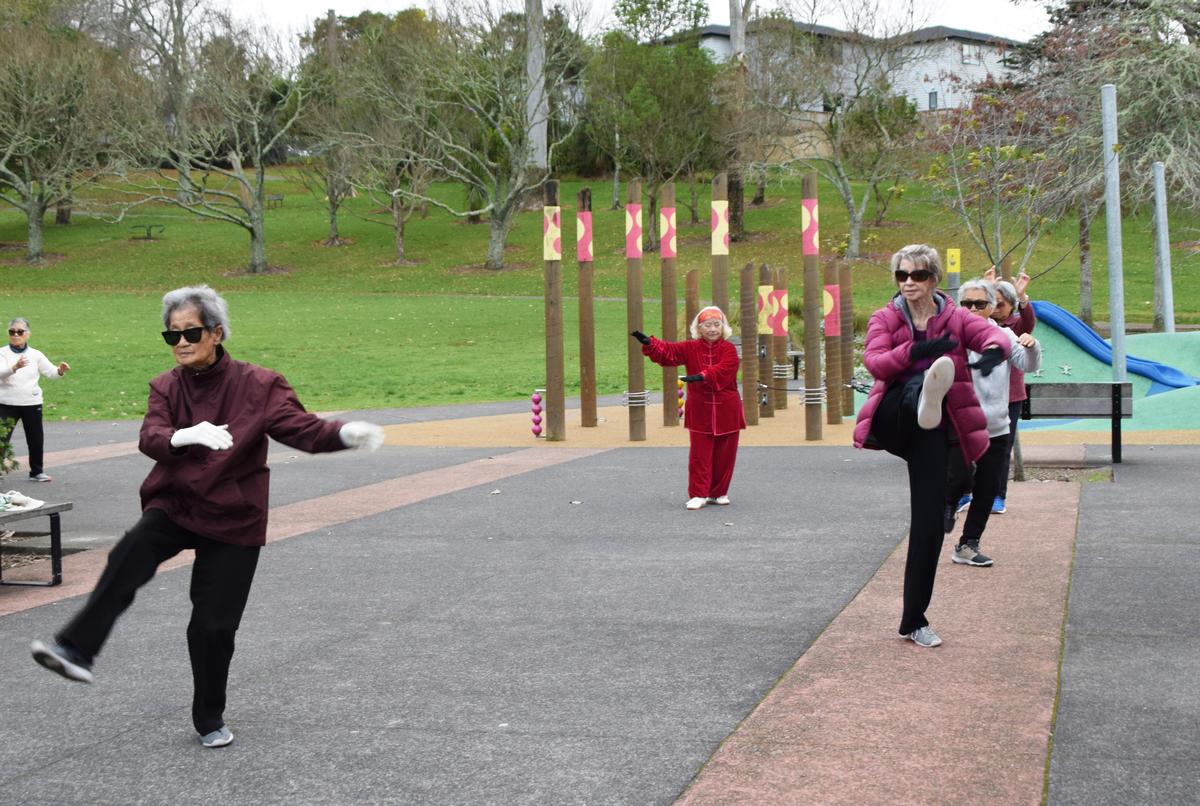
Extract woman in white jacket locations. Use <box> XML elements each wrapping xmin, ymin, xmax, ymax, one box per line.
<box><xmin>944</xmin><ymin>281</ymin><xmax>1041</xmax><ymax>566</ymax></box>
<box><xmin>0</xmin><ymin>317</ymin><xmax>71</xmax><ymax>482</ymax></box>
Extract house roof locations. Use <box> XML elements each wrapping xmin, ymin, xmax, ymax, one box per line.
<box><xmin>697</xmin><ymin>22</ymin><xmax>1023</xmax><ymax>48</ymax></box>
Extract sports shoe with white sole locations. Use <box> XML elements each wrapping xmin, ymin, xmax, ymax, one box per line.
<box><xmin>952</xmin><ymin>542</ymin><xmax>994</xmax><ymax>567</ymax></box>
<box><xmin>917</xmin><ymin>356</ymin><xmax>955</xmax><ymax>429</ymax></box>
<box><xmin>685</xmin><ymin>497</ymin><xmax>707</xmax><ymax>510</ymax></box>
<box><xmin>992</xmin><ymin>497</ymin><xmax>1007</xmax><ymax>514</ymax></box>
<box><xmin>903</xmin><ymin>625</ymin><xmax>943</xmax><ymax>647</ymax></box>
<box><xmin>200</xmin><ymin>726</ymin><xmax>234</xmax><ymax>748</ymax></box>
<box><xmin>956</xmin><ymin>494</ymin><xmax>972</xmax><ymax>513</ymax></box>
<box><xmin>31</xmin><ymin>639</ymin><xmax>94</xmax><ymax>683</ymax></box>
<box><xmin>706</xmin><ymin>495</ymin><xmax>730</xmax><ymax>505</ymax></box>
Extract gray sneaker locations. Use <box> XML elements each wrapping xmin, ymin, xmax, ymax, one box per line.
<box><xmin>953</xmin><ymin>543</ymin><xmax>994</xmax><ymax>567</ymax></box>
<box><xmin>200</xmin><ymin>726</ymin><xmax>234</xmax><ymax>748</ymax></box>
<box><xmin>904</xmin><ymin>625</ymin><xmax>943</xmax><ymax>647</ymax></box>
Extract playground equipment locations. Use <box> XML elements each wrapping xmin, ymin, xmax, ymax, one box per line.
<box><xmin>530</xmin><ymin>389</ymin><xmax>544</xmax><ymax>438</ymax></box>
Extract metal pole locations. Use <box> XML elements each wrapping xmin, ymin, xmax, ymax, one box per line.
<box><xmin>1152</xmin><ymin>161</ymin><xmax>1176</xmax><ymax>333</ymax></box>
<box><xmin>1101</xmin><ymin>84</ymin><xmax>1126</xmax><ymax>382</ymax></box>
<box><xmin>542</xmin><ymin>181</ymin><xmax>565</xmax><ymax>440</ymax></box>
<box><xmin>660</xmin><ymin>182</ymin><xmax>679</xmax><ymax>426</ymax></box>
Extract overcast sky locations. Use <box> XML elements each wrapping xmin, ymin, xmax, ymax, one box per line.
<box><xmin>236</xmin><ymin>0</ymin><xmax>1051</xmax><ymax>45</ymax></box>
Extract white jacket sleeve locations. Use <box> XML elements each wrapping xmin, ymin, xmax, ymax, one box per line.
<box><xmin>1005</xmin><ymin>328</ymin><xmax>1042</xmax><ymax>374</ymax></box>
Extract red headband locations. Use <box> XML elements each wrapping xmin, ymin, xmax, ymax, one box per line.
<box><xmin>698</xmin><ymin>309</ymin><xmax>722</xmax><ymax>323</ymax></box>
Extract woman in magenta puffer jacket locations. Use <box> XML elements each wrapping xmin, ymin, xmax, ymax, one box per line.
<box><xmin>853</xmin><ymin>245</ymin><xmax>1009</xmax><ymax>648</ymax></box>
<box><xmin>633</xmin><ymin>306</ymin><xmax>746</xmax><ymax>511</ymax></box>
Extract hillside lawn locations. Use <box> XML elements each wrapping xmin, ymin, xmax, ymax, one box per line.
<box><xmin>2</xmin><ymin>172</ymin><xmax>1197</xmax><ymax>421</ymax></box>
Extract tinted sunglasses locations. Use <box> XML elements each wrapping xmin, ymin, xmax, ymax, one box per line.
<box><xmin>961</xmin><ymin>299</ymin><xmax>992</xmax><ymax>310</ymax></box>
<box><xmin>8</xmin><ymin>329</ymin><xmax>27</xmax><ymax>336</ymax></box>
<box><xmin>161</xmin><ymin>326</ymin><xmax>207</xmax><ymax>346</ymax></box>
<box><xmin>894</xmin><ymin>269</ymin><xmax>934</xmax><ymax>283</ymax></box>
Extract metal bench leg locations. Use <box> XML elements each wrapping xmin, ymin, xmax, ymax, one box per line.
<box><xmin>1112</xmin><ymin>384</ymin><xmax>1122</xmax><ymax>464</ymax></box>
<box><xmin>0</xmin><ymin>513</ymin><xmax>63</xmax><ymax>587</ymax></box>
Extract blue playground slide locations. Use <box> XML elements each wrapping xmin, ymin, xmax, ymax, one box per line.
<box><xmin>1031</xmin><ymin>301</ymin><xmax>1200</xmax><ymax>393</ymax></box>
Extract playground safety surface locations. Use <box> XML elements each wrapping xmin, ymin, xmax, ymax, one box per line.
<box><xmin>1</xmin><ymin>402</ymin><xmax>1196</xmax><ymax>804</ymax></box>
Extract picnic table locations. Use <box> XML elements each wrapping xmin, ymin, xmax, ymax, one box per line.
<box><xmin>0</xmin><ymin>502</ymin><xmax>73</xmax><ymax>587</ymax></box>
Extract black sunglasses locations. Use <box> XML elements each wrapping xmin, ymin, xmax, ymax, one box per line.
<box><xmin>8</xmin><ymin>329</ymin><xmax>27</xmax><ymax>336</ymax></box>
<box><xmin>895</xmin><ymin>269</ymin><xmax>934</xmax><ymax>283</ymax></box>
<box><xmin>961</xmin><ymin>299</ymin><xmax>992</xmax><ymax>310</ymax></box>
<box><xmin>161</xmin><ymin>326</ymin><xmax>207</xmax><ymax>346</ymax></box>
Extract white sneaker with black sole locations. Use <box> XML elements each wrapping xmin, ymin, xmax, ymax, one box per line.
<box><xmin>917</xmin><ymin>356</ymin><xmax>955</xmax><ymax>429</ymax></box>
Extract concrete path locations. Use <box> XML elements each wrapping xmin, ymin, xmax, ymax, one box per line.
<box><xmin>1</xmin><ymin>405</ymin><xmax>1197</xmax><ymax>804</ymax></box>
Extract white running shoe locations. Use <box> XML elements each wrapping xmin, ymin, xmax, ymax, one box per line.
<box><xmin>706</xmin><ymin>496</ymin><xmax>730</xmax><ymax>505</ymax></box>
<box><xmin>685</xmin><ymin>497</ymin><xmax>707</xmax><ymax>510</ymax></box>
<box><xmin>917</xmin><ymin>356</ymin><xmax>955</xmax><ymax>429</ymax></box>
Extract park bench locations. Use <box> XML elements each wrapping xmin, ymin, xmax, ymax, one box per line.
<box><xmin>130</xmin><ymin>224</ymin><xmax>165</xmax><ymax>240</ymax></box>
<box><xmin>1022</xmin><ymin>382</ymin><xmax>1132</xmax><ymax>463</ymax></box>
<box><xmin>266</xmin><ymin>194</ymin><xmax>284</xmax><ymax>209</ymax></box>
<box><xmin>0</xmin><ymin>502</ymin><xmax>72</xmax><ymax>587</ymax></box>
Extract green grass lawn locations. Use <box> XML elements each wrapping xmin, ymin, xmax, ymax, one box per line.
<box><xmin>2</xmin><ymin>171</ymin><xmax>1197</xmax><ymax>421</ymax></box>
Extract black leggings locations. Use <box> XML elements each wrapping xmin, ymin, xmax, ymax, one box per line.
<box><xmin>57</xmin><ymin>509</ymin><xmax>261</xmax><ymax>735</ymax></box>
<box><xmin>996</xmin><ymin>401</ymin><xmax>1023</xmax><ymax>499</ymax></box>
<box><xmin>948</xmin><ymin>435</ymin><xmax>1008</xmax><ymax>545</ymax></box>
<box><xmin>870</xmin><ymin>377</ymin><xmax>951</xmax><ymax>635</ymax></box>
<box><xmin>0</xmin><ymin>403</ymin><xmax>45</xmax><ymax>476</ymax></box>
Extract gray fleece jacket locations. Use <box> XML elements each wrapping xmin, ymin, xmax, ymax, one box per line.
<box><xmin>967</xmin><ymin>321</ymin><xmax>1042</xmax><ymax>437</ymax></box>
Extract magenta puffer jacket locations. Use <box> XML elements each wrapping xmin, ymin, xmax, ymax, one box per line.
<box><xmin>853</xmin><ymin>292</ymin><xmax>1011</xmax><ymax>464</ymax></box>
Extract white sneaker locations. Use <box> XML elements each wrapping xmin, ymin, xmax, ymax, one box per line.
<box><xmin>706</xmin><ymin>495</ymin><xmax>730</xmax><ymax>505</ymax></box>
<box><xmin>917</xmin><ymin>356</ymin><xmax>955</xmax><ymax>429</ymax></box>
<box><xmin>685</xmin><ymin>497</ymin><xmax>707</xmax><ymax>510</ymax></box>
<box><xmin>903</xmin><ymin>625</ymin><xmax>943</xmax><ymax>648</ymax></box>
<box><xmin>200</xmin><ymin>726</ymin><xmax>234</xmax><ymax>748</ymax></box>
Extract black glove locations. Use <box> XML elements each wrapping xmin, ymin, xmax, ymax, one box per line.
<box><xmin>631</xmin><ymin>330</ymin><xmax>651</xmax><ymax>346</ymax></box>
<box><xmin>969</xmin><ymin>346</ymin><xmax>1005</xmax><ymax>377</ymax></box>
<box><xmin>910</xmin><ymin>336</ymin><xmax>957</xmax><ymax>362</ymax></box>
<box><xmin>680</xmin><ymin>374</ymin><xmax>704</xmax><ymax>383</ymax></box>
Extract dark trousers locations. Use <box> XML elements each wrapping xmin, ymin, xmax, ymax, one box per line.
<box><xmin>57</xmin><ymin>509</ymin><xmax>261</xmax><ymax>735</ymax></box>
<box><xmin>0</xmin><ymin>403</ymin><xmax>45</xmax><ymax>475</ymax></box>
<box><xmin>870</xmin><ymin>377</ymin><xmax>950</xmax><ymax>636</ymax></box>
<box><xmin>688</xmin><ymin>430</ymin><xmax>740</xmax><ymax>499</ymax></box>
<box><xmin>996</xmin><ymin>401</ymin><xmax>1023</xmax><ymax>499</ymax></box>
<box><xmin>948</xmin><ymin>435</ymin><xmax>1008</xmax><ymax>545</ymax></box>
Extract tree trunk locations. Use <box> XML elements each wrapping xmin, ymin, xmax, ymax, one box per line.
<box><xmin>249</xmin><ymin>215</ymin><xmax>267</xmax><ymax>274</ymax></box>
<box><xmin>645</xmin><ymin>187</ymin><xmax>659</xmax><ymax>253</ymax></box>
<box><xmin>846</xmin><ymin>207</ymin><xmax>862</xmax><ymax>260</ymax></box>
<box><xmin>392</xmin><ymin>195</ymin><xmax>408</xmax><ymax>264</ymax></box>
<box><xmin>485</xmin><ymin>204</ymin><xmax>517</xmax><ymax>270</ymax></box>
<box><xmin>689</xmin><ymin>170</ymin><xmax>699</xmax><ymax>223</ymax></box>
<box><xmin>55</xmin><ymin>198</ymin><xmax>72</xmax><ymax>225</ymax></box>
<box><xmin>26</xmin><ymin>200</ymin><xmax>47</xmax><ymax>263</ymax></box>
<box><xmin>325</xmin><ymin>174</ymin><xmax>342</xmax><ymax>244</ymax></box>
<box><xmin>728</xmin><ymin>168</ymin><xmax>745</xmax><ymax>241</ymax></box>
<box><xmin>611</xmin><ymin>163</ymin><xmax>622</xmax><ymax>210</ymax></box>
<box><xmin>752</xmin><ymin>173</ymin><xmax>765</xmax><ymax>206</ymax></box>
<box><xmin>1079</xmin><ymin>204</ymin><xmax>1094</xmax><ymax>328</ymax></box>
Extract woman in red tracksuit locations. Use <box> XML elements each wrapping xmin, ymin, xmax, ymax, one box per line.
<box><xmin>633</xmin><ymin>306</ymin><xmax>746</xmax><ymax>511</ymax></box>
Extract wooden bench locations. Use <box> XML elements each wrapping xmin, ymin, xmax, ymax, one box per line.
<box><xmin>266</xmin><ymin>194</ymin><xmax>284</xmax><ymax>209</ymax></box>
<box><xmin>1022</xmin><ymin>382</ymin><xmax>1132</xmax><ymax>463</ymax></box>
<box><xmin>0</xmin><ymin>502</ymin><xmax>72</xmax><ymax>587</ymax></box>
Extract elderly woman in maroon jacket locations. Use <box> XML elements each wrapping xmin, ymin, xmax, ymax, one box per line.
<box><xmin>31</xmin><ymin>285</ymin><xmax>384</xmax><ymax>748</ymax></box>
<box><xmin>853</xmin><ymin>245</ymin><xmax>1009</xmax><ymax>648</ymax></box>
<box><xmin>633</xmin><ymin>305</ymin><xmax>746</xmax><ymax>510</ymax></box>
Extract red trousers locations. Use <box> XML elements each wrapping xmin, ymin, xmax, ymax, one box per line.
<box><xmin>687</xmin><ymin>430</ymin><xmax>740</xmax><ymax>499</ymax></box>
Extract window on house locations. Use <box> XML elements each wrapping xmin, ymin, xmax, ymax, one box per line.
<box><xmin>928</xmin><ymin>92</ymin><xmax>938</xmax><ymax>111</ymax></box>
<box><xmin>961</xmin><ymin>43</ymin><xmax>981</xmax><ymax>64</ymax></box>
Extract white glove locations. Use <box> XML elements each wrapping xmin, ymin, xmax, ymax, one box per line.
<box><xmin>340</xmin><ymin>421</ymin><xmax>384</xmax><ymax>452</ymax></box>
<box><xmin>170</xmin><ymin>422</ymin><xmax>233</xmax><ymax>451</ymax></box>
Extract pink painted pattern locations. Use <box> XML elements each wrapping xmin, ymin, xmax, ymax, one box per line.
<box><xmin>802</xmin><ymin>198</ymin><xmax>820</xmax><ymax>256</ymax></box>
<box><xmin>625</xmin><ymin>203</ymin><xmax>643</xmax><ymax>258</ymax></box>
<box><xmin>660</xmin><ymin>206</ymin><xmax>677</xmax><ymax>258</ymax></box>
<box><xmin>711</xmin><ymin>200</ymin><xmax>730</xmax><ymax>255</ymax></box>
<box><xmin>543</xmin><ymin>206</ymin><xmax>562</xmax><ymax>260</ymax></box>
<box><xmin>576</xmin><ymin>211</ymin><xmax>593</xmax><ymax>262</ymax></box>
<box><xmin>823</xmin><ymin>284</ymin><xmax>841</xmax><ymax>336</ymax></box>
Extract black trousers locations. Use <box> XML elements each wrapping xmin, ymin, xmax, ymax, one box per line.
<box><xmin>57</xmin><ymin>509</ymin><xmax>261</xmax><ymax>735</ymax></box>
<box><xmin>870</xmin><ymin>377</ymin><xmax>950</xmax><ymax>636</ymax></box>
<box><xmin>948</xmin><ymin>434</ymin><xmax>1008</xmax><ymax>545</ymax></box>
<box><xmin>0</xmin><ymin>403</ymin><xmax>45</xmax><ymax>476</ymax></box>
<box><xmin>996</xmin><ymin>401</ymin><xmax>1023</xmax><ymax>499</ymax></box>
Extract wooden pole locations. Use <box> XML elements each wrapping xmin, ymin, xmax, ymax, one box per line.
<box><xmin>543</xmin><ymin>180</ymin><xmax>565</xmax><ymax>440</ymax></box>
<box><xmin>577</xmin><ymin>188</ymin><xmax>597</xmax><ymax>427</ymax></box>
<box><xmin>839</xmin><ymin>260</ymin><xmax>855</xmax><ymax>417</ymax></box>
<box><xmin>802</xmin><ymin>172</ymin><xmax>822</xmax><ymax>440</ymax></box>
<box><xmin>758</xmin><ymin>264</ymin><xmax>774</xmax><ymax>419</ymax></box>
<box><xmin>685</xmin><ymin>270</ymin><xmax>699</xmax><ymax>328</ymax></box>
<box><xmin>711</xmin><ymin>173</ymin><xmax>730</xmax><ymax>315</ymax></box>
<box><xmin>626</xmin><ymin>178</ymin><xmax>646</xmax><ymax>442</ymax></box>
<box><xmin>739</xmin><ymin>261</ymin><xmax>758</xmax><ymax>426</ymax></box>
<box><xmin>824</xmin><ymin>250</ymin><xmax>842</xmax><ymax>425</ymax></box>
<box><xmin>659</xmin><ymin>182</ymin><xmax>679</xmax><ymax>427</ymax></box>
<box><xmin>772</xmin><ymin>265</ymin><xmax>789</xmax><ymax>410</ymax></box>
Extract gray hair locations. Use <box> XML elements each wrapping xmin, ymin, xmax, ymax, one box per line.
<box><xmin>161</xmin><ymin>285</ymin><xmax>230</xmax><ymax>341</ymax></box>
<box><xmin>957</xmin><ymin>279</ymin><xmax>996</xmax><ymax>306</ymax></box>
<box><xmin>8</xmin><ymin>317</ymin><xmax>29</xmax><ymax>330</ymax></box>
<box><xmin>890</xmin><ymin>244</ymin><xmax>942</xmax><ymax>284</ymax></box>
<box><xmin>689</xmin><ymin>306</ymin><xmax>733</xmax><ymax>340</ymax></box>
<box><xmin>993</xmin><ymin>280</ymin><xmax>1019</xmax><ymax>307</ymax></box>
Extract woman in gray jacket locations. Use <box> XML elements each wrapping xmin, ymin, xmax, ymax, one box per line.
<box><xmin>944</xmin><ymin>279</ymin><xmax>1042</xmax><ymax>566</ymax></box>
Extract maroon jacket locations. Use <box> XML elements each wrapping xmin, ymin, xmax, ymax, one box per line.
<box><xmin>1001</xmin><ymin>303</ymin><xmax>1037</xmax><ymax>404</ymax></box>
<box><xmin>643</xmin><ymin>336</ymin><xmax>746</xmax><ymax>435</ymax></box>
<box><xmin>853</xmin><ymin>292</ymin><xmax>1010</xmax><ymax>464</ymax></box>
<box><xmin>139</xmin><ymin>348</ymin><xmax>347</xmax><ymax>546</ymax></box>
